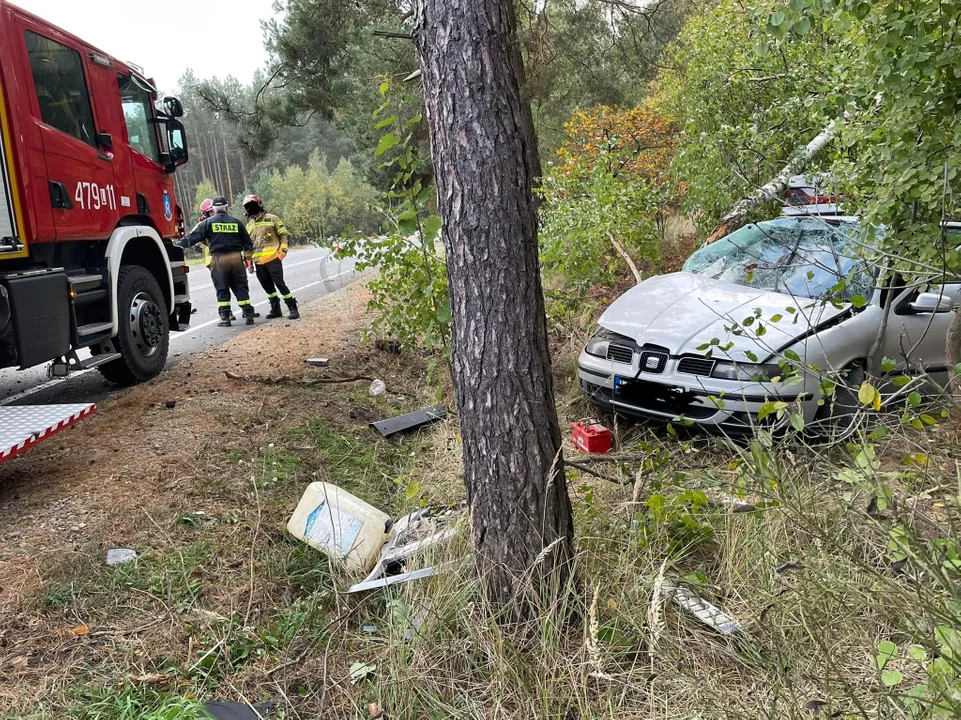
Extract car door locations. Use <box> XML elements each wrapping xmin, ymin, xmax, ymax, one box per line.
<box><xmin>882</xmin><ymin>280</ymin><xmax>960</xmax><ymax>373</ymax></box>
<box><xmin>18</xmin><ymin>22</ymin><xmax>116</xmax><ymax>242</ymax></box>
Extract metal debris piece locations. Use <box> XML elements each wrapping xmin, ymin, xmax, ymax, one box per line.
<box><xmin>347</xmin><ymin>505</ymin><xmax>464</xmax><ymax>594</ymax></box>
<box><xmin>347</xmin><ymin>565</ymin><xmax>447</xmax><ymax>593</ymax></box>
<box><xmin>370</xmin><ymin>406</ymin><xmax>447</xmax><ymax>439</ymax></box>
<box><xmin>305</xmin><ymin>358</ymin><xmax>329</xmax><ymax>368</ymax></box>
<box><xmin>105</xmin><ymin>548</ymin><xmax>138</xmax><ymax>566</ymax></box>
<box><xmin>662</xmin><ymin>580</ymin><xmax>742</xmax><ymax>635</ymax></box>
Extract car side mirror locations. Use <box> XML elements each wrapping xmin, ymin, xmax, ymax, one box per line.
<box><xmin>909</xmin><ymin>291</ymin><xmax>953</xmax><ymax>314</ymax></box>
<box><xmin>96</xmin><ymin>132</ymin><xmax>113</xmax><ymax>150</ymax></box>
<box><xmin>163</xmin><ymin>96</ymin><xmax>184</xmax><ymax>118</ymax></box>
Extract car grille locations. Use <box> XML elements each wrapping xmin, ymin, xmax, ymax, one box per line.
<box><xmin>607</xmin><ymin>344</ymin><xmax>634</xmax><ymax>365</ymax></box>
<box><xmin>677</xmin><ymin>357</ymin><xmax>716</xmax><ymax>376</ymax></box>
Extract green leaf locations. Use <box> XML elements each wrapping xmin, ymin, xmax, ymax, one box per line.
<box><xmin>908</xmin><ymin>645</ymin><xmax>927</xmax><ymax>662</ymax></box>
<box><xmin>379</xmin><ymin>80</ymin><xmax>389</xmax><ymax>96</ymax></box>
<box><xmin>422</xmin><ymin>215</ymin><xmax>443</xmax><ymax>242</ymax></box>
<box><xmin>793</xmin><ymin>16</ymin><xmax>812</xmax><ymax>35</ymax></box>
<box><xmin>877</xmin><ymin>640</ymin><xmax>898</xmax><ymax>670</ymax></box>
<box><xmin>858</xmin><ymin>382</ymin><xmax>878</xmax><ymax>407</ymax></box>
<box><xmin>881</xmin><ymin>357</ymin><xmax>897</xmax><ymax>373</ymax></box>
<box><xmin>769</xmin><ymin>10</ymin><xmax>785</xmax><ymax>26</ymax></box>
<box><xmin>374</xmin><ymin>115</ymin><xmax>397</xmax><ymax>130</ymax></box>
<box><xmin>881</xmin><ymin>670</ymin><xmax>903</xmax><ymax>687</ymax></box>
<box><xmin>745</xmin><ymin>350</ymin><xmax>758</xmax><ymax>362</ymax></box>
<box><xmin>436</xmin><ymin>299</ymin><xmax>452</xmax><ymax>324</ymax></box>
<box><xmin>770</xmin><ymin>314</ymin><xmax>783</xmax><ymax>323</ymax></box>
<box><xmin>892</xmin><ymin>376</ymin><xmax>911</xmax><ymax>387</ymax></box>
<box><xmin>784</xmin><ymin>349</ymin><xmax>801</xmax><ymax>362</ymax></box>
<box><xmin>851</xmin><ymin>295</ymin><xmax>867</xmax><ymax>308</ymax></box>
<box><xmin>790</xmin><ymin>413</ymin><xmax>805</xmax><ymax>432</ymax></box>
<box><xmin>375</xmin><ymin>133</ymin><xmax>401</xmax><ymax>156</ymax></box>
<box><xmin>955</xmin><ymin>362</ymin><xmax>961</xmax><ymax>377</ymax></box>
<box><xmin>908</xmin><ymin>391</ymin><xmax>922</xmax><ymax>408</ymax></box>
<box><xmin>404</xmin><ymin>480</ymin><xmax>421</xmax><ymax>501</ymax></box>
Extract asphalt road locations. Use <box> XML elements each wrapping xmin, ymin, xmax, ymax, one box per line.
<box><xmin>0</xmin><ymin>247</ymin><xmax>360</xmax><ymax>407</ymax></box>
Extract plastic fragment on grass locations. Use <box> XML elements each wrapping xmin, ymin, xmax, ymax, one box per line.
<box><xmin>105</xmin><ymin>548</ymin><xmax>138</xmax><ymax>566</ymax></box>
<box><xmin>305</xmin><ymin>358</ymin><xmax>329</xmax><ymax>367</ymax></box>
<box><xmin>370</xmin><ymin>406</ymin><xmax>448</xmax><ymax>439</ymax></box>
<box><xmin>202</xmin><ymin>701</ymin><xmax>276</xmax><ymax>719</ymax></box>
<box><xmin>662</xmin><ymin>580</ymin><xmax>742</xmax><ymax>635</ymax></box>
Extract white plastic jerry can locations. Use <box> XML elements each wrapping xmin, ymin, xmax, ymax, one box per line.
<box><xmin>287</xmin><ymin>482</ymin><xmax>391</xmax><ymax>573</ymax></box>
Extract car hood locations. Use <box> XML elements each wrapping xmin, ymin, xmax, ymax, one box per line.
<box><xmin>598</xmin><ymin>272</ymin><xmax>849</xmax><ymax>362</ymax></box>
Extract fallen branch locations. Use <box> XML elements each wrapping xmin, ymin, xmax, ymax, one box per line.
<box><xmin>225</xmin><ymin>371</ymin><xmax>375</xmax><ymax>385</ymax></box>
<box><xmin>567</xmin><ymin>459</ymin><xmax>630</xmax><ymax>485</ymax></box>
<box><xmin>372</xmin><ymin>30</ymin><xmax>413</xmax><ymax>39</ymax></box>
<box><xmin>705</xmin><ymin>121</ymin><xmax>837</xmax><ymax>245</ymax></box>
<box><xmin>608</xmin><ymin>231</ymin><xmax>643</xmax><ymax>284</ymax></box>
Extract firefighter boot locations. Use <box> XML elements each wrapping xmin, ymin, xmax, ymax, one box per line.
<box><xmin>217</xmin><ymin>308</ymin><xmax>232</xmax><ymax>327</ymax></box>
<box><xmin>265</xmin><ymin>297</ymin><xmax>283</xmax><ymax>319</ymax></box>
<box><xmin>243</xmin><ymin>305</ymin><xmax>256</xmax><ymax>325</ymax></box>
<box><xmin>285</xmin><ymin>298</ymin><xmax>300</xmax><ymax>320</ymax></box>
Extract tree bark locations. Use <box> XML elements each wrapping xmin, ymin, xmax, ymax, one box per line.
<box><xmin>705</xmin><ymin>121</ymin><xmax>837</xmax><ymax>244</ymax></box>
<box><xmin>413</xmin><ymin>0</ymin><xmax>574</xmax><ymax>618</ymax></box>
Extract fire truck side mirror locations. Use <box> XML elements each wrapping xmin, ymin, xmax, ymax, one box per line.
<box><xmin>96</xmin><ymin>133</ymin><xmax>113</xmax><ymax>150</ymax></box>
<box><xmin>165</xmin><ymin>119</ymin><xmax>189</xmax><ymax>173</ymax></box>
<box><xmin>163</xmin><ymin>96</ymin><xmax>184</xmax><ymax>118</ymax></box>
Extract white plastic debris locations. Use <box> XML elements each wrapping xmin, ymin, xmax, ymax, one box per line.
<box><xmin>369</xmin><ymin>379</ymin><xmax>387</xmax><ymax>397</ymax></box>
<box><xmin>662</xmin><ymin>580</ymin><xmax>742</xmax><ymax>634</ymax></box>
<box><xmin>106</xmin><ymin>548</ymin><xmax>138</xmax><ymax>566</ymax></box>
<box><xmin>305</xmin><ymin>358</ymin><xmax>329</xmax><ymax>368</ymax></box>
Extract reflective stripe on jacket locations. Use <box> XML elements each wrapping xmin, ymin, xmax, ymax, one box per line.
<box><xmin>247</xmin><ymin>212</ymin><xmax>289</xmax><ymax>265</ymax></box>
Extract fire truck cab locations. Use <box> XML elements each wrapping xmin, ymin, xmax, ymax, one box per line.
<box><xmin>0</xmin><ymin>1</ymin><xmax>192</xmax><ymax>388</ymax></box>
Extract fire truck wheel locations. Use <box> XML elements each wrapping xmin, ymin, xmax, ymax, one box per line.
<box><xmin>98</xmin><ymin>265</ymin><xmax>169</xmax><ymax>386</ymax></box>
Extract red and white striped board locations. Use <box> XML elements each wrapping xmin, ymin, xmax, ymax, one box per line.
<box><xmin>0</xmin><ymin>403</ymin><xmax>96</xmax><ymax>463</ymax></box>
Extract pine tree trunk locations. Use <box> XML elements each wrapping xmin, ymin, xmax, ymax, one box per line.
<box><xmin>413</xmin><ymin>0</ymin><xmax>574</xmax><ymax>618</ymax></box>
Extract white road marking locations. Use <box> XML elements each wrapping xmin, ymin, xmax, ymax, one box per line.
<box><xmin>0</xmin><ymin>269</ymin><xmax>355</xmax><ymax>406</ymax></box>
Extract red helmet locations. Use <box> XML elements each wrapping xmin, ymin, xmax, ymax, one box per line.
<box><xmin>243</xmin><ymin>194</ymin><xmax>262</xmax><ymax>210</ymax></box>
<box><xmin>199</xmin><ymin>198</ymin><xmax>214</xmax><ymax>218</ymax></box>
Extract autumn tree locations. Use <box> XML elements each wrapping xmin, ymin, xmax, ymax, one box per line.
<box><xmin>413</xmin><ymin>0</ymin><xmax>574</xmax><ymax>616</ymax></box>
<box><xmin>540</xmin><ymin>104</ymin><xmax>677</xmax><ymax>297</ymax></box>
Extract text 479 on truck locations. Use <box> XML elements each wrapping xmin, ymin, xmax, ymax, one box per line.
<box><xmin>0</xmin><ymin>2</ymin><xmax>193</xmax><ymax>462</ymax></box>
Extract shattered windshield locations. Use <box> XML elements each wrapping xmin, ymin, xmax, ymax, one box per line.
<box><xmin>682</xmin><ymin>218</ymin><xmax>877</xmax><ymax>301</ymax></box>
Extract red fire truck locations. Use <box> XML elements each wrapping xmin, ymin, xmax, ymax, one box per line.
<box><xmin>0</xmin><ymin>2</ymin><xmax>192</xmax><ymax>461</ymax></box>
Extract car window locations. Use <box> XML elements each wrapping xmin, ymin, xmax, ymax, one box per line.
<box><xmin>24</xmin><ymin>31</ymin><xmax>97</xmax><ymax>146</ymax></box>
<box><xmin>118</xmin><ymin>75</ymin><xmax>160</xmax><ymax>162</ymax></box>
<box><xmin>682</xmin><ymin>218</ymin><xmax>877</xmax><ymax>301</ymax></box>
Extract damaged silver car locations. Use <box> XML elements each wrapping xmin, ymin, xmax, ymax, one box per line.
<box><xmin>578</xmin><ymin>215</ymin><xmax>961</xmax><ymax>433</ymax></box>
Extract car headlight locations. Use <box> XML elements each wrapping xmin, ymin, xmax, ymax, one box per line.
<box><xmin>584</xmin><ymin>328</ymin><xmax>630</xmax><ymax>358</ymax></box>
<box><xmin>711</xmin><ymin>362</ymin><xmax>781</xmax><ymax>382</ymax></box>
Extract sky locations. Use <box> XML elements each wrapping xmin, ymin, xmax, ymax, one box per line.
<box><xmin>12</xmin><ymin>0</ymin><xmax>275</xmax><ymax>93</ymax></box>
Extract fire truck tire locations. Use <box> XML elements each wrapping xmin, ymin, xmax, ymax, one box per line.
<box><xmin>97</xmin><ymin>265</ymin><xmax>169</xmax><ymax>386</ymax></box>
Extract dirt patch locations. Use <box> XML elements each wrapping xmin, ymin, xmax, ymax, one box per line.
<box><xmin>0</xmin><ymin>281</ymin><xmax>443</xmax><ymax>715</ymax></box>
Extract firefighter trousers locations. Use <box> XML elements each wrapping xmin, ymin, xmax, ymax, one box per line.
<box><xmin>210</xmin><ymin>252</ymin><xmax>252</xmax><ymax>310</ymax></box>
<box><xmin>255</xmin><ymin>259</ymin><xmax>293</xmax><ymax>301</ymax></box>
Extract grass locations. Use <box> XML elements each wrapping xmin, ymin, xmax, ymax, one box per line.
<box><xmin>15</xmin><ymin>324</ymin><xmax>961</xmax><ymax>718</ymax></box>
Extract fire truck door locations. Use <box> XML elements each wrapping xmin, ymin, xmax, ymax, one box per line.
<box><xmin>20</xmin><ymin>25</ymin><xmax>117</xmax><ymax>242</ymax></box>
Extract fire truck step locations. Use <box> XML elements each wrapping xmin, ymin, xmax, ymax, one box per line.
<box><xmin>80</xmin><ymin>353</ymin><xmax>121</xmax><ymax>370</ymax></box>
<box><xmin>77</xmin><ymin>322</ymin><xmax>113</xmax><ymax>337</ymax></box>
<box><xmin>68</xmin><ymin>274</ymin><xmax>105</xmax><ymax>292</ymax></box>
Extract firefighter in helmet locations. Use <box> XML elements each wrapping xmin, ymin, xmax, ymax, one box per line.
<box><xmin>243</xmin><ymin>195</ymin><xmax>299</xmax><ymax>320</ymax></box>
<box><xmin>194</xmin><ymin>199</ymin><xmax>235</xmax><ymax>321</ymax></box>
<box><xmin>182</xmin><ymin>197</ymin><xmax>256</xmax><ymax>327</ymax></box>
